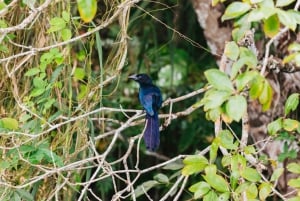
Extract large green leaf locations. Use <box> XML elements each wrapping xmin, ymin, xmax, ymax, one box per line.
<box><xmin>203</xmin><ymin>165</ymin><xmax>230</xmax><ymax>192</ymax></box>
<box><xmin>263</xmin><ymin>14</ymin><xmax>280</xmax><ymax>37</ymax></box>
<box><xmin>276</xmin><ymin>8</ymin><xmax>297</xmax><ymax>31</ymax></box>
<box><xmin>189</xmin><ymin>181</ymin><xmax>211</xmax><ymax>199</ymax></box>
<box><xmin>225</xmin><ymin>95</ymin><xmax>247</xmax><ymax>122</ymax></box>
<box><xmin>205</xmin><ymin>69</ymin><xmax>234</xmax><ymax>92</ymax></box>
<box><xmin>283</xmin><ymin>118</ymin><xmax>299</xmax><ymax>132</ymax></box>
<box><xmin>47</xmin><ymin>17</ymin><xmax>66</xmax><ymax>33</ymax></box>
<box><xmin>218</xmin><ymin>130</ymin><xmax>238</xmax><ymax>150</ymax></box>
<box><xmin>203</xmin><ymin>90</ymin><xmax>231</xmax><ymax>111</ymax></box>
<box><xmin>77</xmin><ymin>0</ymin><xmax>97</xmax><ymax>23</ymax></box>
<box><xmin>267</xmin><ymin>118</ymin><xmax>282</xmax><ymax>135</ymax></box>
<box><xmin>235</xmin><ymin>71</ymin><xmax>257</xmax><ymax>91</ymax></box>
<box><xmin>182</xmin><ymin>155</ymin><xmax>208</xmax><ymax>176</ymax></box>
<box><xmin>241</xmin><ymin>167</ymin><xmax>261</xmax><ymax>182</ymax></box>
<box><xmin>222</xmin><ymin>2</ymin><xmax>251</xmax><ymax>21</ymax></box>
<box><xmin>259</xmin><ymin>182</ymin><xmax>272</xmax><ymax>200</ymax></box>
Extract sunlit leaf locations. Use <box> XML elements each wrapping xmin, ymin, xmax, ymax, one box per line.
<box><xmin>248</xmin><ymin>9</ymin><xmax>265</xmax><ymax>22</ymax></box>
<box><xmin>225</xmin><ymin>95</ymin><xmax>247</xmax><ymax>122</ymax></box>
<box><xmin>236</xmin><ymin>71</ymin><xmax>257</xmax><ymax>91</ymax></box>
<box><xmin>203</xmin><ymin>165</ymin><xmax>230</xmax><ymax>192</ymax></box>
<box><xmin>287</xmin><ymin>163</ymin><xmax>300</xmax><ymax>174</ymax></box>
<box><xmin>182</xmin><ymin>155</ymin><xmax>209</xmax><ymax>176</ymax></box>
<box><xmin>61</xmin><ymin>28</ymin><xmax>72</xmax><ymax>41</ymax></box>
<box><xmin>203</xmin><ymin>90</ymin><xmax>231</xmax><ymax>111</ymax></box>
<box><xmin>204</xmin><ymin>69</ymin><xmax>234</xmax><ymax>92</ymax></box>
<box><xmin>276</xmin><ymin>0</ymin><xmax>296</xmax><ymax>7</ymax></box>
<box><xmin>210</xmin><ymin>141</ymin><xmax>219</xmax><ymax>163</ymax></box>
<box><xmin>25</xmin><ymin>68</ymin><xmax>40</xmax><ymax>77</ymax></box>
<box><xmin>259</xmin><ymin>80</ymin><xmax>273</xmax><ymax>111</ymax></box>
<box><xmin>271</xmin><ymin>168</ymin><xmax>284</xmax><ymax>181</ymax></box>
<box><xmin>0</xmin><ymin>118</ymin><xmax>19</xmax><ymax>130</ymax></box>
<box><xmin>246</xmin><ymin>183</ymin><xmax>258</xmax><ymax>199</ymax></box>
<box><xmin>218</xmin><ymin>130</ymin><xmax>238</xmax><ymax>150</ymax></box>
<box><xmin>283</xmin><ymin>118</ymin><xmax>299</xmax><ymax>131</ymax></box>
<box><xmin>285</xmin><ymin>93</ymin><xmax>299</xmax><ymax>116</ymax></box>
<box><xmin>203</xmin><ymin>190</ymin><xmax>218</xmax><ymax>201</ymax></box>
<box><xmin>276</xmin><ymin>8</ymin><xmax>297</xmax><ymax>31</ymax></box>
<box><xmin>222</xmin><ymin>2</ymin><xmax>251</xmax><ymax>21</ymax></box>
<box><xmin>259</xmin><ymin>182</ymin><xmax>272</xmax><ymax>200</ymax></box>
<box><xmin>189</xmin><ymin>181</ymin><xmax>211</xmax><ymax>199</ymax></box>
<box><xmin>77</xmin><ymin>0</ymin><xmax>97</xmax><ymax>23</ymax></box>
<box><xmin>47</xmin><ymin>17</ymin><xmax>66</xmax><ymax>33</ymax></box>
<box><xmin>224</xmin><ymin>41</ymin><xmax>239</xmax><ymax>61</ymax></box>
<box><xmin>288</xmin><ymin>178</ymin><xmax>300</xmax><ymax>188</ymax></box>
<box><xmin>241</xmin><ymin>167</ymin><xmax>261</xmax><ymax>182</ymax></box>
<box><xmin>249</xmin><ymin>76</ymin><xmax>264</xmax><ymax>99</ymax></box>
<box><xmin>62</xmin><ymin>11</ymin><xmax>70</xmax><ymax>22</ymax></box>
<box><xmin>267</xmin><ymin>118</ymin><xmax>283</xmax><ymax>135</ymax></box>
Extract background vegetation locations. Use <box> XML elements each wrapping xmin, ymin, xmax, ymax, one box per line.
<box><xmin>0</xmin><ymin>0</ymin><xmax>300</xmax><ymax>200</ymax></box>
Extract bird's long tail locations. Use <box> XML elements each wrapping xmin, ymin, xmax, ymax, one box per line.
<box><xmin>144</xmin><ymin>113</ymin><xmax>160</xmax><ymax>151</ymax></box>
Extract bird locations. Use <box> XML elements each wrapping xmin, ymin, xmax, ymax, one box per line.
<box><xmin>129</xmin><ymin>74</ymin><xmax>162</xmax><ymax>151</ymax></box>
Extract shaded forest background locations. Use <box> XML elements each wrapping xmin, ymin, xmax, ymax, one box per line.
<box><xmin>0</xmin><ymin>0</ymin><xmax>300</xmax><ymax>200</ymax></box>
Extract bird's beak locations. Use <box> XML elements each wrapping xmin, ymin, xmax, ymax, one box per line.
<box><xmin>128</xmin><ymin>74</ymin><xmax>138</xmax><ymax>80</ymax></box>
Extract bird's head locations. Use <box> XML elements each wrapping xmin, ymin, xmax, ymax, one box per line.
<box><xmin>128</xmin><ymin>74</ymin><xmax>153</xmax><ymax>85</ymax></box>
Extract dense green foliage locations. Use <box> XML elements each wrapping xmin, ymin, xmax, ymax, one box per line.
<box><xmin>0</xmin><ymin>0</ymin><xmax>300</xmax><ymax>200</ymax></box>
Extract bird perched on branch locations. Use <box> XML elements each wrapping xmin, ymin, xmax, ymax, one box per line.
<box><xmin>129</xmin><ymin>74</ymin><xmax>162</xmax><ymax>151</ymax></box>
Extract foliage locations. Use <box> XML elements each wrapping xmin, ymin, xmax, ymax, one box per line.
<box><xmin>0</xmin><ymin>0</ymin><xmax>300</xmax><ymax>200</ymax></box>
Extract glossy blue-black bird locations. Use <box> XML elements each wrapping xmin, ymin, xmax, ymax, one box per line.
<box><xmin>129</xmin><ymin>74</ymin><xmax>162</xmax><ymax>151</ymax></box>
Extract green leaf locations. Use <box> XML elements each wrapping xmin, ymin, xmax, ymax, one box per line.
<box><xmin>239</xmin><ymin>47</ymin><xmax>258</xmax><ymax>67</ymax></box>
<box><xmin>259</xmin><ymin>80</ymin><xmax>273</xmax><ymax>111</ymax></box>
<box><xmin>77</xmin><ymin>0</ymin><xmax>97</xmax><ymax>23</ymax></box>
<box><xmin>203</xmin><ymin>190</ymin><xmax>218</xmax><ymax>201</ymax></box>
<box><xmin>218</xmin><ymin>192</ymin><xmax>230</xmax><ymax>201</ymax></box>
<box><xmin>74</xmin><ymin>68</ymin><xmax>86</xmax><ymax>80</ymax></box>
<box><xmin>236</xmin><ymin>71</ymin><xmax>257</xmax><ymax>91</ymax></box>
<box><xmin>247</xmin><ymin>9</ymin><xmax>265</xmax><ymax>22</ymax></box>
<box><xmin>285</xmin><ymin>93</ymin><xmax>299</xmax><ymax>116</ymax></box>
<box><xmin>231</xmin><ymin>154</ymin><xmax>247</xmax><ymax>173</ymax></box>
<box><xmin>259</xmin><ymin>182</ymin><xmax>272</xmax><ymax>200</ymax></box>
<box><xmin>249</xmin><ymin>76</ymin><xmax>264</xmax><ymax>99</ymax></box>
<box><xmin>203</xmin><ymin>165</ymin><xmax>230</xmax><ymax>192</ymax></box>
<box><xmin>218</xmin><ymin>130</ymin><xmax>238</xmax><ymax>150</ymax></box>
<box><xmin>182</xmin><ymin>155</ymin><xmax>209</xmax><ymax>176</ymax></box>
<box><xmin>244</xmin><ymin>145</ymin><xmax>256</xmax><ymax>154</ymax></box>
<box><xmin>224</xmin><ymin>41</ymin><xmax>239</xmax><ymax>61</ymax></box>
<box><xmin>267</xmin><ymin>118</ymin><xmax>283</xmax><ymax>135</ymax></box>
<box><xmin>246</xmin><ymin>183</ymin><xmax>258</xmax><ymax>199</ymax></box>
<box><xmin>61</xmin><ymin>28</ymin><xmax>72</xmax><ymax>41</ymax></box>
<box><xmin>263</xmin><ymin>14</ymin><xmax>280</xmax><ymax>37</ymax></box>
<box><xmin>25</xmin><ymin>68</ymin><xmax>40</xmax><ymax>77</ymax></box>
<box><xmin>283</xmin><ymin>118</ymin><xmax>299</xmax><ymax>132</ymax></box>
<box><xmin>33</xmin><ymin>77</ymin><xmax>47</xmax><ymax>88</ymax></box>
<box><xmin>287</xmin><ymin>163</ymin><xmax>300</xmax><ymax>174</ymax></box>
<box><xmin>154</xmin><ymin>173</ymin><xmax>169</xmax><ymax>184</ymax></box>
<box><xmin>288</xmin><ymin>178</ymin><xmax>300</xmax><ymax>188</ymax></box>
<box><xmin>241</xmin><ymin>167</ymin><xmax>261</xmax><ymax>182</ymax></box>
<box><xmin>133</xmin><ymin>180</ymin><xmax>159</xmax><ymax>198</ymax></box>
<box><xmin>15</xmin><ymin>189</ymin><xmax>34</xmax><ymax>201</ymax></box>
<box><xmin>225</xmin><ymin>95</ymin><xmax>247</xmax><ymax>122</ymax></box>
<box><xmin>163</xmin><ymin>160</ymin><xmax>183</xmax><ymax>170</ymax></box>
<box><xmin>189</xmin><ymin>181</ymin><xmax>211</xmax><ymax>199</ymax></box>
<box><xmin>287</xmin><ymin>197</ymin><xmax>300</xmax><ymax>201</ymax></box>
<box><xmin>210</xmin><ymin>141</ymin><xmax>219</xmax><ymax>163</ymax></box>
<box><xmin>203</xmin><ymin>90</ymin><xmax>231</xmax><ymax>111</ymax></box>
<box><xmin>288</xmin><ymin>43</ymin><xmax>300</xmax><ymax>52</ymax></box>
<box><xmin>235</xmin><ymin>182</ymin><xmax>250</xmax><ymax>194</ymax></box>
<box><xmin>258</xmin><ymin>0</ymin><xmax>276</xmax><ymax>19</ymax></box>
<box><xmin>204</xmin><ymin>69</ymin><xmax>234</xmax><ymax>92</ymax></box>
<box><xmin>30</xmin><ymin>88</ymin><xmax>45</xmax><ymax>97</ymax></box>
<box><xmin>276</xmin><ymin>0</ymin><xmax>296</xmax><ymax>7</ymax></box>
<box><xmin>47</xmin><ymin>17</ymin><xmax>66</xmax><ymax>33</ymax></box>
<box><xmin>222</xmin><ymin>2</ymin><xmax>251</xmax><ymax>21</ymax></box>
<box><xmin>0</xmin><ymin>118</ymin><xmax>19</xmax><ymax>130</ymax></box>
<box><xmin>62</xmin><ymin>11</ymin><xmax>70</xmax><ymax>22</ymax></box>
<box><xmin>277</xmin><ymin>8</ymin><xmax>297</xmax><ymax>31</ymax></box>
<box><xmin>270</xmin><ymin>168</ymin><xmax>284</xmax><ymax>181</ymax></box>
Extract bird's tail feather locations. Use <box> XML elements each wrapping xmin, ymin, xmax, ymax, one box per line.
<box><xmin>144</xmin><ymin>113</ymin><xmax>160</xmax><ymax>151</ymax></box>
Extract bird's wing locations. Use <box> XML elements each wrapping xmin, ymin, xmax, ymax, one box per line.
<box><xmin>140</xmin><ymin>86</ymin><xmax>162</xmax><ymax>116</ymax></box>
